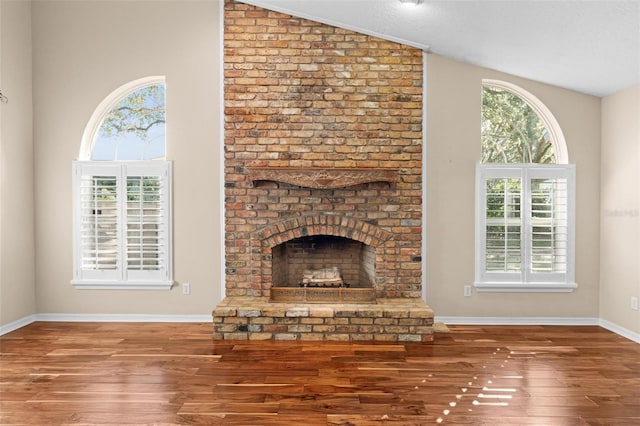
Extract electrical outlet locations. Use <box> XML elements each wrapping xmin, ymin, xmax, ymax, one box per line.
<box><xmin>182</xmin><ymin>282</ymin><xmax>191</xmax><ymax>295</ymax></box>
<box><xmin>464</xmin><ymin>285</ymin><xmax>472</xmax><ymax>297</ymax></box>
<box><xmin>631</xmin><ymin>296</ymin><xmax>638</xmax><ymax>311</ymax></box>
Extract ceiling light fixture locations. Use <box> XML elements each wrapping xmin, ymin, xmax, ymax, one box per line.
<box><xmin>399</xmin><ymin>0</ymin><xmax>423</xmax><ymax>5</ymax></box>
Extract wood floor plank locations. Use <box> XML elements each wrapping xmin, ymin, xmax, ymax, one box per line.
<box><xmin>1</xmin><ymin>322</ymin><xmax>639</xmax><ymax>424</ymax></box>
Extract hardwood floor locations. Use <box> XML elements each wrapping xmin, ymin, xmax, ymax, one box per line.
<box><xmin>1</xmin><ymin>322</ymin><xmax>638</xmax><ymax>425</ymax></box>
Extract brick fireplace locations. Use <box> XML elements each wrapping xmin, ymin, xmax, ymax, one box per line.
<box><xmin>212</xmin><ymin>0</ymin><xmax>434</xmax><ymax>342</ymax></box>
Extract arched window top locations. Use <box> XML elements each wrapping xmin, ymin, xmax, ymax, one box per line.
<box><xmin>481</xmin><ymin>79</ymin><xmax>568</xmax><ymax>164</ymax></box>
<box><xmin>80</xmin><ymin>76</ymin><xmax>166</xmax><ymax>161</ymax></box>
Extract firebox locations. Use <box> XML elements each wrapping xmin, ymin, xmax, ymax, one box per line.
<box><xmin>250</xmin><ymin>212</ymin><xmax>394</xmax><ymax>302</ymax></box>
<box><xmin>270</xmin><ymin>235</ymin><xmax>376</xmax><ymax>302</ymax></box>
<box><xmin>272</xmin><ymin>235</ymin><xmax>374</xmax><ymax>288</ymax></box>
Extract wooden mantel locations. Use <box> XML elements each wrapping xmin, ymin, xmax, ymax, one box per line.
<box><xmin>246</xmin><ymin>166</ymin><xmax>399</xmax><ymax>189</ymax></box>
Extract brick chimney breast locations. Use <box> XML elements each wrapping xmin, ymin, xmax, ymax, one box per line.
<box><xmin>224</xmin><ymin>0</ymin><xmax>423</xmax><ymax>300</ymax></box>
<box><xmin>216</xmin><ymin>2</ymin><xmax>433</xmax><ymax>342</ymax></box>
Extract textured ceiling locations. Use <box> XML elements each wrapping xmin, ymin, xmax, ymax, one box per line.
<box><xmin>240</xmin><ymin>0</ymin><xmax>640</xmax><ymax>97</ymax></box>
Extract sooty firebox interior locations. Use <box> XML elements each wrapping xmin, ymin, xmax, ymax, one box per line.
<box><xmin>271</xmin><ymin>235</ymin><xmax>375</xmax><ymax>289</ymax></box>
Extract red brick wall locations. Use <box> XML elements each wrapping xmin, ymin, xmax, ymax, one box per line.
<box><xmin>224</xmin><ymin>0</ymin><xmax>423</xmax><ymax>299</ymax></box>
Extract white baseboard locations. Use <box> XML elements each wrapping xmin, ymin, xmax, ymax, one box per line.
<box><xmin>35</xmin><ymin>313</ymin><xmax>213</xmax><ymax>323</ymax></box>
<box><xmin>435</xmin><ymin>316</ymin><xmax>599</xmax><ymax>326</ymax></box>
<box><xmin>435</xmin><ymin>316</ymin><xmax>639</xmax><ymax>343</ymax></box>
<box><xmin>0</xmin><ymin>313</ymin><xmax>212</xmax><ymax>336</ymax></box>
<box><xmin>2</xmin><ymin>314</ymin><xmax>638</xmax><ymax>344</ymax></box>
<box><xmin>598</xmin><ymin>319</ymin><xmax>640</xmax><ymax>343</ymax></box>
<box><xmin>0</xmin><ymin>315</ymin><xmax>38</xmax><ymax>336</ymax></box>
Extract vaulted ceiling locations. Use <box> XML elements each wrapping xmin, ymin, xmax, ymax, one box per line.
<box><xmin>240</xmin><ymin>0</ymin><xmax>640</xmax><ymax>97</ymax></box>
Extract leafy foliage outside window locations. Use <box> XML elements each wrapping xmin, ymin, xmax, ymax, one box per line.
<box><xmin>127</xmin><ymin>176</ymin><xmax>161</xmax><ymax>202</ymax></box>
<box><xmin>90</xmin><ymin>176</ymin><xmax>161</xmax><ymax>202</ymax></box>
<box><xmin>482</xmin><ymin>86</ymin><xmax>555</xmax><ymax>164</ymax></box>
<box><xmin>481</xmin><ymin>85</ymin><xmax>557</xmax><ymax>273</ymax></box>
<box><xmin>92</xmin><ymin>84</ymin><xmax>165</xmax><ymax>161</ymax></box>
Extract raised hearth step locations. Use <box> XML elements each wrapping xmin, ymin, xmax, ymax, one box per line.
<box><xmin>212</xmin><ymin>297</ymin><xmax>434</xmax><ymax>342</ymax></box>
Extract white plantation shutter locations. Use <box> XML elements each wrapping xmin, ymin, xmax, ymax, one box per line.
<box><xmin>476</xmin><ymin>164</ymin><xmax>575</xmax><ymax>292</ymax></box>
<box><xmin>527</xmin><ymin>167</ymin><xmax>572</xmax><ymax>284</ymax></box>
<box><xmin>484</xmin><ymin>176</ymin><xmax>522</xmax><ymax>276</ymax></box>
<box><xmin>74</xmin><ymin>164</ymin><xmax>122</xmax><ymax>283</ymax></box>
<box><xmin>72</xmin><ymin>161</ymin><xmax>172</xmax><ymax>289</ymax></box>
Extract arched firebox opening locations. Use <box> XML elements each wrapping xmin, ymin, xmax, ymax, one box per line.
<box><xmin>272</xmin><ymin>235</ymin><xmax>375</xmax><ymax>289</ymax></box>
<box><xmin>251</xmin><ymin>214</ymin><xmax>393</xmax><ymax>302</ymax></box>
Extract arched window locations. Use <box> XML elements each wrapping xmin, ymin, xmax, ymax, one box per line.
<box><xmin>481</xmin><ymin>79</ymin><xmax>567</xmax><ymax>164</ymax></box>
<box><xmin>72</xmin><ymin>77</ymin><xmax>172</xmax><ymax>290</ymax></box>
<box><xmin>475</xmin><ymin>80</ymin><xmax>575</xmax><ymax>292</ymax></box>
<box><xmin>80</xmin><ymin>76</ymin><xmax>166</xmax><ymax>161</ymax></box>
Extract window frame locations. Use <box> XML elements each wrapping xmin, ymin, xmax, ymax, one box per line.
<box><xmin>71</xmin><ymin>161</ymin><xmax>173</xmax><ymax>290</ymax></box>
<box><xmin>476</xmin><ymin>80</ymin><xmax>576</xmax><ymax>293</ymax></box>
<box><xmin>475</xmin><ymin>163</ymin><xmax>576</xmax><ymax>292</ymax></box>
<box><xmin>73</xmin><ymin>75</ymin><xmax>172</xmax><ymax>290</ymax></box>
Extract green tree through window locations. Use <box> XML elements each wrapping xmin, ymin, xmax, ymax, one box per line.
<box><xmin>482</xmin><ymin>86</ymin><xmax>555</xmax><ymax>164</ymax></box>
<box><xmin>91</xmin><ymin>84</ymin><xmax>165</xmax><ymax>161</ymax></box>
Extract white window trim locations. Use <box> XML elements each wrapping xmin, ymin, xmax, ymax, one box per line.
<box><xmin>474</xmin><ymin>163</ymin><xmax>577</xmax><ymax>293</ymax></box>
<box><xmin>71</xmin><ymin>161</ymin><xmax>173</xmax><ymax>290</ymax></box>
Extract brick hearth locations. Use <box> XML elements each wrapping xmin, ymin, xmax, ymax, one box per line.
<box><xmin>213</xmin><ymin>297</ymin><xmax>434</xmax><ymax>342</ymax></box>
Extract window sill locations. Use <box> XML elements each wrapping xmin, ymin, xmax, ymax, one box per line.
<box><xmin>474</xmin><ymin>282</ymin><xmax>577</xmax><ymax>293</ymax></box>
<box><xmin>71</xmin><ymin>280</ymin><xmax>174</xmax><ymax>290</ymax></box>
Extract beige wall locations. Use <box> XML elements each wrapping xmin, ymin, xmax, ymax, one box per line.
<box><xmin>3</xmin><ymin>1</ymin><xmax>636</xmax><ymax>334</ymax></box>
<box><xmin>31</xmin><ymin>0</ymin><xmax>222</xmax><ymax>316</ymax></box>
<box><xmin>600</xmin><ymin>84</ymin><xmax>640</xmax><ymax>334</ymax></box>
<box><xmin>426</xmin><ymin>54</ymin><xmax>602</xmax><ymax>319</ymax></box>
<box><xmin>0</xmin><ymin>0</ymin><xmax>36</xmax><ymax>326</ymax></box>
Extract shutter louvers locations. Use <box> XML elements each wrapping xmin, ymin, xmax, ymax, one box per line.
<box><xmin>530</xmin><ymin>177</ymin><xmax>569</xmax><ymax>274</ymax></box>
<box><xmin>72</xmin><ymin>161</ymin><xmax>172</xmax><ymax>289</ymax></box>
<box><xmin>476</xmin><ymin>164</ymin><xmax>575</xmax><ymax>290</ymax></box>
<box><xmin>126</xmin><ymin>175</ymin><xmax>165</xmax><ymax>271</ymax></box>
<box><xmin>485</xmin><ymin>178</ymin><xmax>522</xmax><ymax>273</ymax></box>
<box><xmin>79</xmin><ymin>175</ymin><xmax>119</xmax><ymax>270</ymax></box>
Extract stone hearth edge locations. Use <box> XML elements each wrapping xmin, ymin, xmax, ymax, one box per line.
<box><xmin>213</xmin><ymin>297</ymin><xmax>434</xmax><ymax>342</ymax></box>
